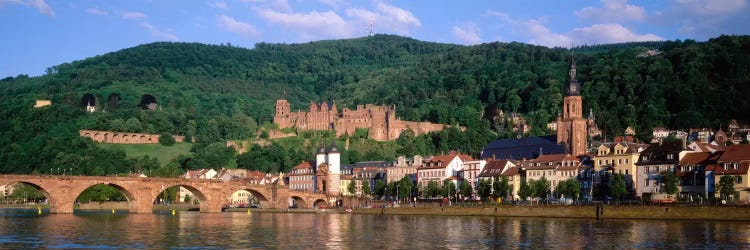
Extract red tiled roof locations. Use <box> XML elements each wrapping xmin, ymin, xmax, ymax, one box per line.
<box><xmin>704</xmin><ymin>152</ymin><xmax>724</xmax><ymax>171</ymax></box>
<box><xmin>501</xmin><ymin>166</ymin><xmax>520</xmax><ymax>176</ymax></box>
<box><xmin>292</xmin><ymin>161</ymin><xmax>312</xmax><ymax>170</ymax></box>
<box><xmin>531</xmin><ymin>154</ymin><xmax>568</xmax><ymax>163</ymax></box>
<box><xmin>424</xmin><ymin>153</ymin><xmax>474</xmax><ymax>164</ymax></box>
<box><xmin>680</xmin><ymin>152</ymin><xmax>711</xmax><ymax>166</ymax></box>
<box><xmin>478</xmin><ymin>160</ymin><xmax>510</xmax><ymax>178</ymax></box>
<box><xmin>718</xmin><ymin>144</ymin><xmax>750</xmax><ymax>162</ymax></box>
<box><xmin>715</xmin><ymin>162</ymin><xmax>750</xmax><ymax>175</ymax></box>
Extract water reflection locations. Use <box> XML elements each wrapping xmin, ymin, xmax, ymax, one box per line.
<box><xmin>1</xmin><ymin>209</ymin><xmax>750</xmax><ymax>248</ymax></box>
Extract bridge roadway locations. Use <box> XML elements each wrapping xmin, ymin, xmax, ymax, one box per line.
<box><xmin>0</xmin><ymin>175</ymin><xmax>329</xmax><ymax>214</ymax></box>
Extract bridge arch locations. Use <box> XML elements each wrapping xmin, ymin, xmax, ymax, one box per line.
<box><xmin>313</xmin><ymin>199</ymin><xmax>328</xmax><ymax>208</ymax></box>
<box><xmin>154</xmin><ymin>184</ymin><xmax>209</xmax><ymax>212</ymax></box>
<box><xmin>225</xmin><ymin>188</ymin><xmax>272</xmax><ymax>209</ymax></box>
<box><xmin>74</xmin><ymin>183</ymin><xmax>137</xmax><ymax>212</ymax></box>
<box><xmin>289</xmin><ymin>195</ymin><xmax>308</xmax><ymax>208</ymax></box>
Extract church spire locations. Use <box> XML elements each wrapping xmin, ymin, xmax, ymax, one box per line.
<box><xmin>564</xmin><ymin>55</ymin><xmax>580</xmax><ymax>96</ymax></box>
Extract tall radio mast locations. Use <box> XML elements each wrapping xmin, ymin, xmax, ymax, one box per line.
<box><xmin>368</xmin><ymin>16</ymin><xmax>374</xmax><ymax>37</ymax></box>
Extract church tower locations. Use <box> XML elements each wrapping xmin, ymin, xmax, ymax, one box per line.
<box><xmin>557</xmin><ymin>57</ymin><xmax>587</xmax><ymax>156</ymax></box>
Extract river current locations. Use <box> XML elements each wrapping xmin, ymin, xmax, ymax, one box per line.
<box><xmin>1</xmin><ymin>209</ymin><xmax>749</xmax><ymax>249</ymax></box>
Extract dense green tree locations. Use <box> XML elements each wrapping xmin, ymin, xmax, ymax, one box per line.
<box><xmin>2</xmin><ymin>35</ymin><xmax>750</xmax><ymax>176</ymax></box>
<box><xmin>425</xmin><ymin>180</ymin><xmax>440</xmax><ymax>198</ymax></box>
<box><xmin>717</xmin><ymin>175</ymin><xmax>737</xmax><ymax>202</ymax></box>
<box><xmin>610</xmin><ymin>174</ymin><xmax>628</xmax><ymax>201</ymax></box>
<box><xmin>518</xmin><ymin>179</ymin><xmax>531</xmax><ymax>201</ymax></box>
<box><xmin>530</xmin><ymin>176</ymin><xmax>551</xmax><ymax>199</ymax></box>
<box><xmin>76</xmin><ymin>184</ymin><xmax>127</xmax><ymax>203</ymax></box>
<box><xmin>443</xmin><ymin>179</ymin><xmax>457</xmax><ymax>201</ymax></box>
<box><xmin>555</xmin><ymin>179</ymin><xmax>581</xmax><ymax>200</ymax></box>
<box><xmin>459</xmin><ymin>180</ymin><xmax>472</xmax><ymax>200</ymax></box>
<box><xmin>7</xmin><ymin>183</ymin><xmax>46</xmax><ymax>203</ymax></box>
<box><xmin>374</xmin><ymin>179</ymin><xmax>386</xmax><ymax>198</ymax></box>
<box><xmin>362</xmin><ymin>180</ymin><xmax>371</xmax><ymax>197</ymax></box>
<box><xmin>494</xmin><ymin>176</ymin><xmax>511</xmax><ymax>199</ymax></box>
<box><xmin>477</xmin><ymin>179</ymin><xmax>492</xmax><ymax>201</ymax></box>
<box><xmin>347</xmin><ymin>180</ymin><xmax>356</xmax><ymax>196</ymax></box>
<box><xmin>159</xmin><ymin>133</ymin><xmax>176</xmax><ymax>146</ymax></box>
<box><xmin>661</xmin><ymin>171</ymin><xmax>679</xmax><ymax>198</ymax></box>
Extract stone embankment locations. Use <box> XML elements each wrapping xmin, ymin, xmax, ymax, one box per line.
<box><xmin>350</xmin><ymin>205</ymin><xmax>750</xmax><ymax>221</ymax></box>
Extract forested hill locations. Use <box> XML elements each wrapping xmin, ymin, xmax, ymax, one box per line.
<box><xmin>0</xmin><ymin>34</ymin><xmax>749</xmax><ymax>175</ymax></box>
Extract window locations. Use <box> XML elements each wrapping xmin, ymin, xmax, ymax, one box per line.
<box><xmin>667</xmin><ymin>154</ymin><xmax>674</xmax><ymax>160</ymax></box>
<box><xmin>625</xmin><ymin>159</ymin><xmax>629</xmax><ymax>164</ymax></box>
<box><xmin>645</xmin><ymin>166</ymin><xmax>649</xmax><ymax>173</ymax></box>
<box><xmin>737</xmin><ymin>176</ymin><xmax>743</xmax><ymax>184</ymax></box>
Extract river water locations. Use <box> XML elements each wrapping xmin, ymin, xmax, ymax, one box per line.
<box><xmin>1</xmin><ymin>209</ymin><xmax>749</xmax><ymax>249</ymax></box>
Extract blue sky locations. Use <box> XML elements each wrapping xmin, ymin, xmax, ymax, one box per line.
<box><xmin>1</xmin><ymin>0</ymin><xmax>748</xmax><ymax>78</ymax></box>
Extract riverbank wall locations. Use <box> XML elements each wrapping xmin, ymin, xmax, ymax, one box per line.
<box><xmin>351</xmin><ymin>205</ymin><xmax>750</xmax><ymax>221</ymax></box>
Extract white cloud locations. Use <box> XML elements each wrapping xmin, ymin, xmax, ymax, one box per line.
<box><xmin>258</xmin><ymin>8</ymin><xmax>353</xmax><ymax>38</ymax></box>
<box><xmin>253</xmin><ymin>1</ymin><xmax>419</xmax><ymax>40</ymax></box>
<box><xmin>344</xmin><ymin>2</ymin><xmax>421</xmax><ymax>35</ymax></box>
<box><xmin>209</xmin><ymin>1</ymin><xmax>229</xmax><ymax>10</ymax></box>
<box><xmin>489</xmin><ymin>12</ymin><xmax>661</xmax><ymax>48</ymax></box>
<box><xmin>0</xmin><ymin>0</ymin><xmax>54</xmax><ymax>16</ymax></box>
<box><xmin>139</xmin><ymin>22</ymin><xmax>179</xmax><ymax>41</ymax></box>
<box><xmin>575</xmin><ymin>0</ymin><xmax>647</xmax><ymax>22</ymax></box>
<box><xmin>85</xmin><ymin>7</ymin><xmax>108</xmax><ymax>16</ymax></box>
<box><xmin>674</xmin><ymin>0</ymin><xmax>747</xmax><ymax>15</ymax></box>
<box><xmin>121</xmin><ymin>11</ymin><xmax>147</xmax><ymax>20</ymax></box>
<box><xmin>452</xmin><ymin>24</ymin><xmax>481</xmax><ymax>45</ymax></box>
<box><xmin>525</xmin><ymin>19</ymin><xmax>573</xmax><ymax>48</ymax></box>
<box><xmin>217</xmin><ymin>15</ymin><xmax>260</xmax><ymax>38</ymax></box>
<box><xmin>569</xmin><ymin>24</ymin><xmax>663</xmax><ymax>45</ymax></box>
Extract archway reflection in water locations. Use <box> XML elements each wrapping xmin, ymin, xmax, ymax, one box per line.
<box><xmin>1</xmin><ymin>210</ymin><xmax>749</xmax><ymax>248</ymax></box>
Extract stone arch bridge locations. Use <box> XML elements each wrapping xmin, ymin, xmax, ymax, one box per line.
<box><xmin>0</xmin><ymin>175</ymin><xmax>329</xmax><ymax>214</ymax></box>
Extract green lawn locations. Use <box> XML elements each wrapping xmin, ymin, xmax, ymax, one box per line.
<box><xmin>96</xmin><ymin>142</ymin><xmax>193</xmax><ymax>165</ymax></box>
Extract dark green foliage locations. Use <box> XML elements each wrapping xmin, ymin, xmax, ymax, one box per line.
<box><xmin>159</xmin><ymin>133</ymin><xmax>176</xmax><ymax>146</ymax></box>
<box><xmin>718</xmin><ymin>175</ymin><xmax>736</xmax><ymax>201</ymax></box>
<box><xmin>374</xmin><ymin>179</ymin><xmax>386</xmax><ymax>197</ymax></box>
<box><xmin>529</xmin><ymin>176</ymin><xmax>551</xmax><ymax>199</ymax></box>
<box><xmin>661</xmin><ymin>171</ymin><xmax>679</xmax><ymax>198</ymax></box>
<box><xmin>494</xmin><ymin>176</ymin><xmax>511</xmax><ymax>199</ymax></box>
<box><xmin>459</xmin><ymin>180</ymin><xmax>472</xmax><ymax>200</ymax></box>
<box><xmin>555</xmin><ymin>178</ymin><xmax>581</xmax><ymax>200</ymax></box>
<box><xmin>476</xmin><ymin>179</ymin><xmax>492</xmax><ymax>201</ymax></box>
<box><xmin>1</xmin><ymin>35</ymin><xmax>749</xmax><ymax>175</ymax></box>
<box><xmin>347</xmin><ymin>180</ymin><xmax>356</xmax><ymax>196</ymax></box>
<box><xmin>397</xmin><ymin>176</ymin><xmax>414</xmax><ymax>200</ymax></box>
<box><xmin>424</xmin><ymin>180</ymin><xmax>440</xmax><ymax>198</ymax></box>
<box><xmin>518</xmin><ymin>179</ymin><xmax>531</xmax><ymax>201</ymax></box>
<box><xmin>442</xmin><ymin>179</ymin><xmax>457</xmax><ymax>200</ymax></box>
<box><xmin>7</xmin><ymin>183</ymin><xmax>46</xmax><ymax>203</ymax></box>
<box><xmin>76</xmin><ymin>184</ymin><xmax>127</xmax><ymax>203</ymax></box>
<box><xmin>362</xmin><ymin>180</ymin><xmax>371</xmax><ymax>196</ymax></box>
<box><xmin>610</xmin><ymin>174</ymin><xmax>628</xmax><ymax>200</ymax></box>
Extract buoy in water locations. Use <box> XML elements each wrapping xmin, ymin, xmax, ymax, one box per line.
<box><xmin>112</xmin><ymin>209</ymin><xmax>115</xmax><ymax>214</ymax></box>
<box><xmin>37</xmin><ymin>207</ymin><xmax>42</xmax><ymax>215</ymax></box>
<box><xmin>247</xmin><ymin>209</ymin><xmax>251</xmax><ymax>215</ymax></box>
<box><xmin>171</xmin><ymin>209</ymin><xmax>176</xmax><ymax>215</ymax></box>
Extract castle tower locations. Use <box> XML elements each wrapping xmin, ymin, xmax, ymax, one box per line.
<box><xmin>274</xmin><ymin>99</ymin><xmax>291</xmax><ymax>128</ymax></box>
<box><xmin>316</xmin><ymin>144</ymin><xmax>327</xmax><ymax>167</ymax></box>
<box><xmin>326</xmin><ymin>143</ymin><xmax>341</xmax><ymax>195</ymax></box>
<box><xmin>557</xmin><ymin>57</ymin><xmax>588</xmax><ymax>156</ymax></box>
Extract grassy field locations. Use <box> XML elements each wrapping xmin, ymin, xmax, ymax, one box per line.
<box><xmin>96</xmin><ymin>142</ymin><xmax>193</xmax><ymax>165</ymax></box>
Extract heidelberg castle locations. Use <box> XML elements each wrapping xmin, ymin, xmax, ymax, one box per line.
<box><xmin>273</xmin><ymin>99</ymin><xmax>450</xmax><ymax>141</ymax></box>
